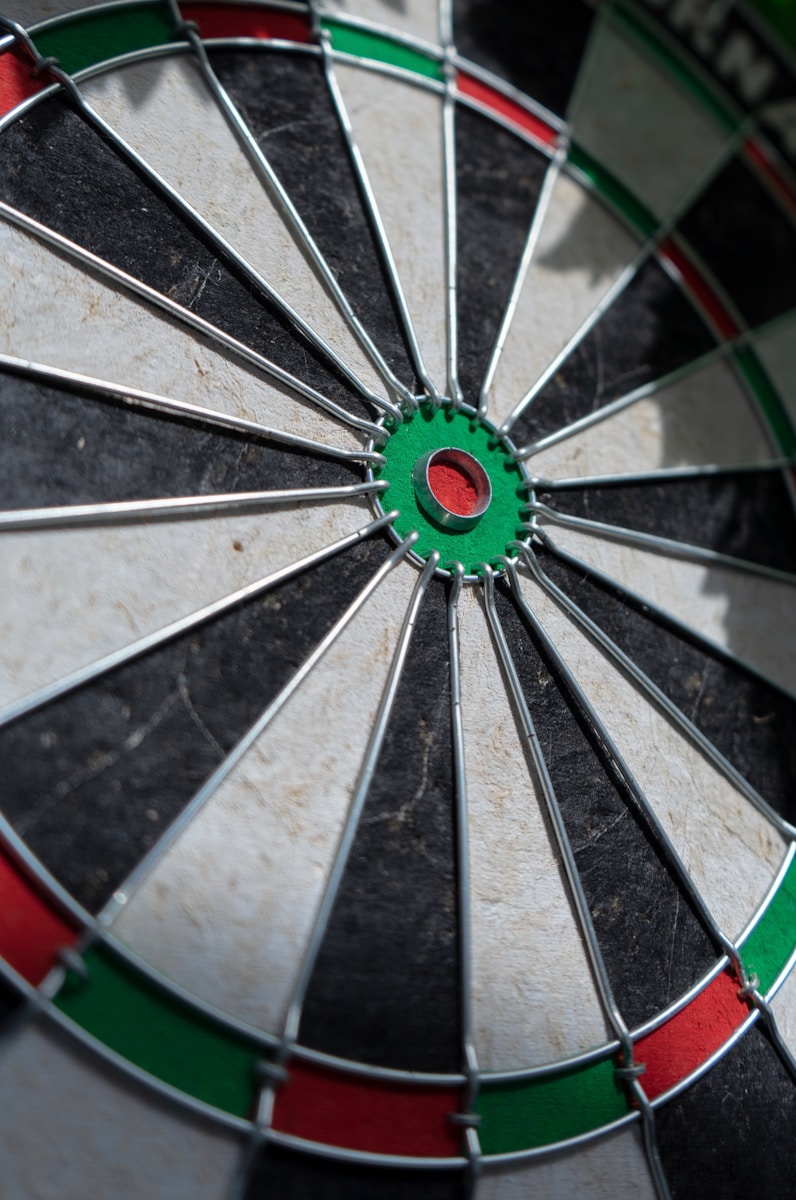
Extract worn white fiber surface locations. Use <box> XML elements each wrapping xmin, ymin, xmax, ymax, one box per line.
<box><xmin>457</xmin><ymin>585</ymin><xmax>610</xmax><ymax>1070</ymax></box>
<box><xmin>516</xmin><ymin>569</ymin><xmax>787</xmax><ymax>940</ymax></box>
<box><xmin>111</xmin><ymin>561</ymin><xmax>417</xmax><ymax>1033</ymax></box>
<box><xmin>0</xmin><ymin>1021</ymin><xmax>243</xmax><ymax>1200</ymax></box>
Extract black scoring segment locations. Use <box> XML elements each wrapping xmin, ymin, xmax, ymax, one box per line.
<box><xmin>0</xmin><ymin>973</ymin><xmax>23</xmax><ymax>1034</ymax></box>
<box><xmin>677</xmin><ymin>154</ymin><xmax>796</xmax><ymax>328</ymax></box>
<box><xmin>508</xmin><ymin>256</ymin><xmax>717</xmax><ymax>450</ymax></box>
<box><xmin>0</xmin><ymin>368</ymin><xmax>359</xmax><ymax>512</ymax></box>
<box><xmin>453</xmin><ymin>0</ymin><xmax>596</xmax><ymax>118</ymax></box>
<box><xmin>299</xmin><ymin>579</ymin><xmax>460</xmax><ymax>1072</ymax></box>
<box><xmin>244</xmin><ymin>1146</ymin><xmax>467</xmax><ymax>1200</ymax></box>
<box><xmin>0</xmin><ymin>537</ymin><xmax>391</xmax><ymax>912</ymax></box>
<box><xmin>455</xmin><ymin>104</ymin><xmax>548</xmax><ymax>408</ymax></box>
<box><xmin>538</xmin><ymin>547</ymin><xmax>796</xmax><ymax>825</ymax></box>
<box><xmin>208</xmin><ymin>49</ymin><xmax>416</xmax><ymax>390</ymax></box>
<box><xmin>543</xmin><ymin>468</ymin><xmax>796</xmax><ymax>575</ymax></box>
<box><xmin>0</xmin><ymin>98</ymin><xmax>371</xmax><ymax>421</ymax></box>
<box><xmin>655</xmin><ymin>1023</ymin><xmax>796</xmax><ymax>1198</ymax></box>
<box><xmin>493</xmin><ymin>582</ymin><xmax>717</xmax><ymax>1028</ymax></box>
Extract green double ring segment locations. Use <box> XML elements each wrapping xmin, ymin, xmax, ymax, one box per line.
<box><xmin>376</xmin><ymin>404</ymin><xmax>528</xmax><ymax>574</ymax></box>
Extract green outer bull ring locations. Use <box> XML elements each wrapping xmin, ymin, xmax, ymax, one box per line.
<box><xmin>367</xmin><ymin>401</ymin><xmax>534</xmax><ymax>580</ymax></box>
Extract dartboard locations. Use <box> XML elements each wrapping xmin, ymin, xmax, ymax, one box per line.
<box><xmin>1</xmin><ymin>1</ymin><xmax>796</xmax><ymax>1196</ymax></box>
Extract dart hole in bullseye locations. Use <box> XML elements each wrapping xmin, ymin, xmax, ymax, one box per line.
<box><xmin>412</xmin><ymin>447</ymin><xmax>492</xmax><ymax>530</ymax></box>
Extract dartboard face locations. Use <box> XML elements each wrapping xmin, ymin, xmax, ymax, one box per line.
<box><xmin>1</xmin><ymin>1</ymin><xmax>796</xmax><ymax>1197</ymax></box>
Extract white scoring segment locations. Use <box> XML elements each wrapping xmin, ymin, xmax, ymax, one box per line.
<box><xmin>571</xmin><ymin>16</ymin><xmax>730</xmax><ymax>219</ymax></box>
<box><xmin>0</xmin><ymin>221</ymin><xmax>363</xmax><ymax>455</ymax></box>
<box><xmin>318</xmin><ymin>0</ymin><xmax>443</xmax><ymax>47</ymax></box>
<box><xmin>109</xmin><ymin>561</ymin><xmax>417</xmax><ymax>1035</ymax></box>
<box><xmin>476</xmin><ymin>1127</ymin><xmax>658</xmax><ymax>1200</ymax></box>
<box><xmin>0</xmin><ymin>1021</ymin><xmax>243</xmax><ymax>1200</ymax></box>
<box><xmin>515</xmin><ymin>570</ymin><xmax>787</xmax><ymax>941</ymax></box>
<box><xmin>535</xmin><ymin>522</ymin><xmax>796</xmax><ymax>701</ymax></box>
<box><xmin>79</xmin><ymin>55</ymin><xmax>389</xmax><ymax>403</ymax></box>
<box><xmin>456</xmin><ymin>586</ymin><xmax>610</xmax><ymax>1072</ymax></box>
<box><xmin>527</xmin><ymin>355</ymin><xmax>774</xmax><ymax>480</ymax></box>
<box><xmin>0</xmin><ymin>500</ymin><xmax>371</xmax><ymax>714</ymax></box>
<box><xmin>751</xmin><ymin>312</ymin><xmax>796</xmax><ymax>430</ymax></box>
<box><xmin>488</xmin><ymin>172</ymin><xmax>640</xmax><ymax>429</ymax></box>
<box><xmin>329</xmin><ymin>60</ymin><xmax>449</xmax><ymax>397</ymax></box>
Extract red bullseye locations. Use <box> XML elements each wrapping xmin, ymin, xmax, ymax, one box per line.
<box><xmin>427</xmin><ymin>461</ymin><xmax>478</xmax><ymax>517</ymax></box>
<box><xmin>412</xmin><ymin>448</ymin><xmax>492</xmax><ymax>531</ymax></box>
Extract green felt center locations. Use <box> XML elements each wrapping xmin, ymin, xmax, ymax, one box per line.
<box><xmin>376</xmin><ymin>404</ymin><xmax>527</xmax><ymax>574</ymax></box>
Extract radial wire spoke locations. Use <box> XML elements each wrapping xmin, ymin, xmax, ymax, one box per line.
<box><xmin>11</xmin><ymin>32</ymin><xmax>391</xmax><ymax>419</ymax></box>
<box><xmin>496</xmin><ymin>255</ymin><xmax>640</xmax><ymax>437</ymax></box>
<box><xmin>0</xmin><ymin>512</ymin><xmax>398</xmax><ymax>731</ymax></box>
<box><xmin>478</xmin><ymin>145</ymin><xmax>566</xmax><ymax>420</ymax></box>
<box><xmin>507</xmin><ymin>256</ymin><xmax>726</xmax><ymax>455</ymax></box>
<box><xmin>499</xmin><ymin>121</ymin><xmax>751</xmax><ymax>438</ymax></box>
<box><xmin>468</xmin><ymin>0</ymin><xmax>616</xmax><ymax>427</ymax></box>
<box><xmin>499</xmin><ymin>554</ymin><xmax>758</xmax><ymax>967</ymax></box>
<box><xmin>526</xmin><ymin>462</ymin><xmax>795</xmax><ymax>491</ymax></box>
<box><xmin>480</xmin><ymin>0</ymin><xmax>642</xmax><ymax>434</ymax></box>
<box><xmin>526</xmin><ymin>502</ymin><xmax>796</xmax><ymax>587</ymax></box>
<box><xmin>297</xmin><ymin>579</ymin><xmax>460</xmax><ymax>1074</ymax></box>
<box><xmin>447</xmin><ymin>564</ymin><xmax>481</xmax><ymax>1187</ymax></box>
<box><xmin>748</xmin><ymin>993</ymin><xmax>796</xmax><ymax>1085</ymax></box>
<box><xmin>511</xmin><ymin>540</ymin><xmax>796</xmax><ymax>839</ymax></box>
<box><xmin>499</xmin><ymin>553</ymin><xmax>796</xmax><ymax>1175</ymax></box>
<box><xmin>0</xmin><ymin>481</ymin><xmax>387</xmax><ymax>533</ymax></box>
<box><xmin>246</xmin><ymin>547</ymin><xmax>441</xmax><ymax>1136</ymax></box>
<box><xmin>281</xmin><ymin>549</ymin><xmax>441</xmax><ymax>1048</ymax></box>
<box><xmin>453</xmin><ymin>90</ymin><xmax>550</xmax><ymax>416</ymax></box>
<box><xmin>441</xmin><ymin>7</ymin><xmax>464</xmax><ymax>409</ymax></box>
<box><xmin>528</xmin><ymin>520</ymin><xmax>796</xmax><ymax>700</ymax></box>
<box><xmin>457</xmin><ymin>581</ymin><xmax>612</xmax><ymax>1067</ymax></box>
<box><xmin>486</xmin><ymin>578</ymin><xmax>717</xmax><ymax>1027</ymax></box>
<box><xmin>518</xmin><ymin>349</ymin><xmax>783</xmax><ymax>491</ymax></box>
<box><xmin>101</xmin><ymin>531</ymin><xmax>419</xmax><ymax>924</ymax></box>
<box><xmin>0</xmin><ymin>354</ymin><xmax>385</xmax><ymax>469</ymax></box>
<box><xmin>533</xmin><ymin>471</ymin><xmax>796</xmax><ymax>577</ymax></box>
<box><xmin>0</xmin><ymin>216</ymin><xmax>369</xmax><ymax>455</ymax></box>
<box><xmin>314</xmin><ymin>6</ymin><xmax>441</xmax><ymax>404</ymax></box>
<box><xmin>164</xmin><ymin>3</ymin><xmax>410</xmax><ymax>421</ymax></box>
<box><xmin>512</xmin><ymin>343</ymin><xmax>733</xmax><ymax>460</ymax></box>
<box><xmin>0</xmin><ymin>202</ymin><xmax>387</xmax><ymax>445</ymax></box>
<box><xmin>0</xmin><ymin>522</ymin><xmax>404</xmax><ymax>918</ymax></box>
<box><xmin>480</xmin><ymin>566</ymin><xmax>671</xmax><ymax>1200</ymax></box>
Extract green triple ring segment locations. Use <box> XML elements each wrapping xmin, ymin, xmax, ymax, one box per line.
<box><xmin>375</xmin><ymin>404</ymin><xmax>528</xmax><ymax>574</ymax></box>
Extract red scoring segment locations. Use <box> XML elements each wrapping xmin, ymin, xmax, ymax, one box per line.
<box><xmin>658</xmin><ymin>236</ymin><xmax>742</xmax><ymax>341</ymax></box>
<box><xmin>180</xmin><ymin>5</ymin><xmax>311</xmax><ymax>43</ymax></box>
<box><xmin>457</xmin><ymin>71</ymin><xmax>559</xmax><ymax>149</ymax></box>
<box><xmin>272</xmin><ymin>1059</ymin><xmax>464</xmax><ymax>1157</ymax></box>
<box><xmin>0</xmin><ymin>844</ymin><xmax>79</xmax><ymax>985</ymax></box>
<box><xmin>0</xmin><ymin>46</ymin><xmax>48</xmax><ymax>119</ymax></box>
<box><xmin>744</xmin><ymin>138</ymin><xmax>796</xmax><ymax>222</ymax></box>
<box><xmin>634</xmin><ymin>968</ymin><xmax>751</xmax><ymax>1100</ymax></box>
